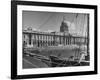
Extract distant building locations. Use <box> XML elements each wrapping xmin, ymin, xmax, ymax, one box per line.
<box><xmin>23</xmin><ymin>17</ymin><xmax>87</xmax><ymax>48</ymax></box>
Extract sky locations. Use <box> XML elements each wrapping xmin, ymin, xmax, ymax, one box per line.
<box><xmin>22</xmin><ymin>11</ymin><xmax>89</xmax><ymax>36</ymax></box>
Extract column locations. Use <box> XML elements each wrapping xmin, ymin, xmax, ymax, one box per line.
<box><xmin>66</xmin><ymin>37</ymin><xmax>67</xmax><ymax>45</ymax></box>
<box><xmin>28</xmin><ymin>33</ymin><xmax>31</xmax><ymax>45</ymax></box>
<box><xmin>31</xmin><ymin>34</ymin><xmax>33</xmax><ymax>47</ymax></box>
<box><xmin>65</xmin><ymin>37</ymin><xmax>66</xmax><ymax>45</ymax></box>
<box><xmin>41</xmin><ymin>35</ymin><xmax>42</xmax><ymax>47</ymax></box>
<box><xmin>43</xmin><ymin>34</ymin><xmax>45</xmax><ymax>47</ymax></box>
<box><xmin>34</xmin><ymin>34</ymin><xmax>36</xmax><ymax>46</ymax></box>
<box><xmin>69</xmin><ymin>37</ymin><xmax>70</xmax><ymax>45</ymax></box>
<box><xmin>37</xmin><ymin>34</ymin><xmax>39</xmax><ymax>47</ymax></box>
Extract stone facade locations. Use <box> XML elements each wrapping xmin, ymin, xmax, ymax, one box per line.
<box><xmin>23</xmin><ymin>30</ymin><xmax>87</xmax><ymax>48</ymax></box>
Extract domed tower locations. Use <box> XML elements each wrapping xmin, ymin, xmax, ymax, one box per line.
<box><xmin>60</xmin><ymin>16</ymin><xmax>69</xmax><ymax>33</ymax></box>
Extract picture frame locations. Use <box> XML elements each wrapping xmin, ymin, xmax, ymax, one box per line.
<box><xmin>11</xmin><ymin>0</ymin><xmax>97</xmax><ymax>79</ymax></box>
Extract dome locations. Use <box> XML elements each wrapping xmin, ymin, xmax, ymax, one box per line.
<box><xmin>60</xmin><ymin>20</ymin><xmax>69</xmax><ymax>33</ymax></box>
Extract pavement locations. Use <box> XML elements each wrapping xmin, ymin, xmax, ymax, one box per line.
<box><xmin>23</xmin><ymin>55</ymin><xmax>48</xmax><ymax>69</ymax></box>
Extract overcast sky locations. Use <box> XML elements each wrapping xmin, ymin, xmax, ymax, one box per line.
<box><xmin>22</xmin><ymin>11</ymin><xmax>89</xmax><ymax>36</ymax></box>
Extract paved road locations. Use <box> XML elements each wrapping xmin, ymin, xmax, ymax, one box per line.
<box><xmin>23</xmin><ymin>55</ymin><xmax>48</xmax><ymax>69</ymax></box>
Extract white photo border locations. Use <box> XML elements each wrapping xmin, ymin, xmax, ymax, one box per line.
<box><xmin>17</xmin><ymin>5</ymin><xmax>95</xmax><ymax>75</ymax></box>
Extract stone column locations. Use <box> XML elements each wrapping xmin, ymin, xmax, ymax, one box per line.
<box><xmin>66</xmin><ymin>37</ymin><xmax>67</xmax><ymax>45</ymax></box>
<box><xmin>31</xmin><ymin>34</ymin><xmax>33</xmax><ymax>47</ymax></box>
<box><xmin>37</xmin><ymin>34</ymin><xmax>39</xmax><ymax>47</ymax></box>
<box><xmin>34</xmin><ymin>34</ymin><xmax>36</xmax><ymax>46</ymax></box>
<box><xmin>43</xmin><ymin>34</ymin><xmax>44</xmax><ymax>47</ymax></box>
<box><xmin>36</xmin><ymin>34</ymin><xmax>38</xmax><ymax>47</ymax></box>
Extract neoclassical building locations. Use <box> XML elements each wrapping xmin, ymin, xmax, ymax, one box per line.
<box><xmin>23</xmin><ymin>19</ymin><xmax>88</xmax><ymax>48</ymax></box>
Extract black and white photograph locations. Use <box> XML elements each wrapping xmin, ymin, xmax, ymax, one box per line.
<box><xmin>22</xmin><ymin>11</ymin><xmax>89</xmax><ymax>69</ymax></box>
<box><xmin>11</xmin><ymin>1</ymin><xmax>97</xmax><ymax>79</ymax></box>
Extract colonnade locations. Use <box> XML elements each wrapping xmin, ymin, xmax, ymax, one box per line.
<box><xmin>23</xmin><ymin>32</ymin><xmax>87</xmax><ymax>47</ymax></box>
